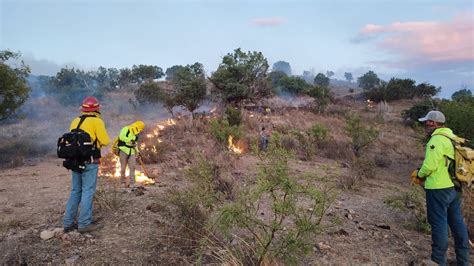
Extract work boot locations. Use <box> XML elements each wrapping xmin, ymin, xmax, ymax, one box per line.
<box><xmin>78</xmin><ymin>223</ymin><xmax>104</xmax><ymax>233</ymax></box>
<box><xmin>64</xmin><ymin>224</ymin><xmax>78</xmax><ymax>233</ymax></box>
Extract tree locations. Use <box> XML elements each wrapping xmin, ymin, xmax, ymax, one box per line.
<box><xmin>385</xmin><ymin>78</ymin><xmax>416</xmax><ymax>101</ymax></box>
<box><xmin>267</xmin><ymin>71</ymin><xmax>287</xmax><ymax>89</ymax></box>
<box><xmin>326</xmin><ymin>71</ymin><xmax>334</xmax><ymax>78</ymax></box>
<box><xmin>210</xmin><ymin>48</ymin><xmax>270</xmax><ymax>104</ymax></box>
<box><xmin>414</xmin><ymin>82</ymin><xmax>439</xmax><ymax>99</ymax></box>
<box><xmin>307</xmin><ymin>85</ymin><xmax>332</xmax><ymax>113</ymax></box>
<box><xmin>0</xmin><ymin>50</ymin><xmax>31</xmax><ymax>120</ymax></box>
<box><xmin>118</xmin><ymin>68</ymin><xmax>134</xmax><ymax>87</ymax></box>
<box><xmin>345</xmin><ymin>115</ymin><xmax>378</xmax><ymax>157</ymax></box>
<box><xmin>165</xmin><ymin>65</ymin><xmax>185</xmax><ymax>81</ymax></box>
<box><xmin>277</xmin><ymin>76</ymin><xmax>310</xmax><ymax>94</ymax></box>
<box><xmin>174</xmin><ymin>62</ymin><xmax>207</xmax><ymax>116</ymax></box>
<box><xmin>49</xmin><ymin>67</ymin><xmax>100</xmax><ymax>105</ymax></box>
<box><xmin>344</xmin><ymin>72</ymin><xmax>353</xmax><ymax>83</ymax></box>
<box><xmin>451</xmin><ymin>88</ymin><xmax>473</xmax><ymax>103</ymax></box>
<box><xmin>134</xmin><ymin>81</ymin><xmax>176</xmax><ymax>117</ymax></box>
<box><xmin>313</xmin><ymin>73</ymin><xmax>330</xmax><ymax>88</ymax></box>
<box><xmin>357</xmin><ymin>71</ymin><xmax>380</xmax><ymax>90</ymax></box>
<box><xmin>272</xmin><ymin>61</ymin><xmax>292</xmax><ymax>76</ymax></box>
<box><xmin>302</xmin><ymin>70</ymin><xmax>315</xmax><ymax>84</ymax></box>
<box><xmin>131</xmin><ymin>64</ymin><xmax>164</xmax><ymax>83</ymax></box>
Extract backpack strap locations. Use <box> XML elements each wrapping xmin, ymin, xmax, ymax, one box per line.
<box><xmin>74</xmin><ymin>115</ymin><xmax>99</xmax><ymax>148</ymax></box>
<box><xmin>432</xmin><ymin>132</ymin><xmax>466</xmax><ymax>144</ymax></box>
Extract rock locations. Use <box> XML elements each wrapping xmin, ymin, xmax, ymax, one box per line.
<box><xmin>375</xmin><ymin>223</ymin><xmax>391</xmax><ymax>230</ymax></box>
<box><xmin>347</xmin><ymin>209</ymin><xmax>356</xmax><ymax>214</ymax></box>
<box><xmin>345</xmin><ymin>213</ymin><xmax>353</xmax><ymax>220</ymax></box>
<box><xmin>40</xmin><ymin>230</ymin><xmax>55</xmax><ymax>240</ymax></box>
<box><xmin>317</xmin><ymin>242</ymin><xmax>331</xmax><ymax>251</ymax></box>
<box><xmin>405</xmin><ymin>241</ymin><xmax>412</xmax><ymax>246</ymax></box>
<box><xmin>65</xmin><ymin>255</ymin><xmax>80</xmax><ymax>265</ymax></box>
<box><xmin>53</xmin><ymin>228</ymin><xmax>64</xmax><ymax>236</ymax></box>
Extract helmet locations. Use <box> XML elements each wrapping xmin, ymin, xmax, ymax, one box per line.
<box><xmin>81</xmin><ymin>96</ymin><xmax>100</xmax><ymax>112</ymax></box>
<box><xmin>130</xmin><ymin>120</ymin><xmax>145</xmax><ymax>135</ymax></box>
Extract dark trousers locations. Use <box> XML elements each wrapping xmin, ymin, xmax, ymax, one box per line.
<box><xmin>426</xmin><ymin>188</ymin><xmax>470</xmax><ymax>266</ymax></box>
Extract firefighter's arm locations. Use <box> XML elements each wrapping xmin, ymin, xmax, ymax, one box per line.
<box><xmin>95</xmin><ymin>119</ymin><xmax>110</xmax><ymax>147</ymax></box>
<box><xmin>418</xmin><ymin>139</ymin><xmax>444</xmax><ymax>178</ymax></box>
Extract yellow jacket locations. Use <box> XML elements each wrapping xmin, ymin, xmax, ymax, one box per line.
<box><xmin>69</xmin><ymin>112</ymin><xmax>110</xmax><ymax>149</ymax></box>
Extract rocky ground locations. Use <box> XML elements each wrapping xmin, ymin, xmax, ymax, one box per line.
<box><xmin>0</xmin><ymin>99</ymin><xmax>472</xmax><ymax>265</ymax></box>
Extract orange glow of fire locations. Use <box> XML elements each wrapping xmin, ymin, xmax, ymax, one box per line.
<box><xmin>210</xmin><ymin>107</ymin><xmax>217</xmax><ymax>113</ymax></box>
<box><xmin>228</xmin><ymin>135</ymin><xmax>243</xmax><ymax>154</ymax></box>
<box><xmin>167</xmin><ymin>119</ymin><xmax>176</xmax><ymax>125</ymax></box>
<box><xmin>110</xmin><ymin>157</ymin><xmax>155</xmax><ymax>185</ymax></box>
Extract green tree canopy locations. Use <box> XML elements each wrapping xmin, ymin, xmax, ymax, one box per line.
<box><xmin>210</xmin><ymin>48</ymin><xmax>270</xmax><ymax>104</ymax></box>
<box><xmin>165</xmin><ymin>65</ymin><xmax>185</xmax><ymax>81</ymax></box>
<box><xmin>131</xmin><ymin>64</ymin><xmax>164</xmax><ymax>83</ymax></box>
<box><xmin>272</xmin><ymin>61</ymin><xmax>292</xmax><ymax>76</ymax></box>
<box><xmin>451</xmin><ymin>88</ymin><xmax>473</xmax><ymax>103</ymax></box>
<box><xmin>173</xmin><ymin>62</ymin><xmax>207</xmax><ymax>115</ymax></box>
<box><xmin>357</xmin><ymin>71</ymin><xmax>380</xmax><ymax>90</ymax></box>
<box><xmin>0</xmin><ymin>50</ymin><xmax>31</xmax><ymax>120</ymax></box>
<box><xmin>277</xmin><ymin>76</ymin><xmax>311</xmax><ymax>95</ymax></box>
<box><xmin>344</xmin><ymin>72</ymin><xmax>353</xmax><ymax>82</ymax></box>
<box><xmin>313</xmin><ymin>73</ymin><xmax>330</xmax><ymax>88</ymax></box>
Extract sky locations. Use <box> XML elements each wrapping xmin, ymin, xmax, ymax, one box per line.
<box><xmin>1</xmin><ymin>0</ymin><xmax>473</xmax><ymax>98</ymax></box>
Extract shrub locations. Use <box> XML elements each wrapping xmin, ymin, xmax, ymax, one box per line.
<box><xmin>212</xmin><ymin>147</ymin><xmax>336</xmax><ymax>264</ymax></box>
<box><xmin>345</xmin><ymin>115</ymin><xmax>378</xmax><ymax>157</ymax></box>
<box><xmin>208</xmin><ymin>117</ymin><xmax>242</xmax><ymax>147</ymax></box>
<box><xmin>94</xmin><ymin>187</ymin><xmax>123</xmax><ymax>211</ymax></box>
<box><xmin>385</xmin><ymin>188</ymin><xmax>430</xmax><ymax>233</ymax></box>
<box><xmin>224</xmin><ymin>106</ymin><xmax>242</xmax><ymax>126</ymax></box>
<box><xmin>401</xmin><ymin>100</ymin><xmax>435</xmax><ymax>127</ymax></box>
<box><xmin>439</xmin><ymin>100</ymin><xmax>474</xmax><ymax>143</ymax></box>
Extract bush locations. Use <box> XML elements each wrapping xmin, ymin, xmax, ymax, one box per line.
<box><xmin>208</xmin><ymin>117</ymin><xmax>242</xmax><ymax>147</ymax></box>
<box><xmin>385</xmin><ymin>188</ymin><xmax>430</xmax><ymax>233</ymax></box>
<box><xmin>401</xmin><ymin>100</ymin><xmax>435</xmax><ymax>127</ymax></box>
<box><xmin>439</xmin><ymin>100</ymin><xmax>474</xmax><ymax>143</ymax></box>
<box><xmin>212</xmin><ymin>147</ymin><xmax>336</xmax><ymax>264</ymax></box>
<box><xmin>345</xmin><ymin>115</ymin><xmax>378</xmax><ymax>157</ymax></box>
<box><xmin>224</xmin><ymin>106</ymin><xmax>242</xmax><ymax>126</ymax></box>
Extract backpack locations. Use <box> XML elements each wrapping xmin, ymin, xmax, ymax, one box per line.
<box><xmin>57</xmin><ymin>115</ymin><xmax>97</xmax><ymax>160</ymax></box>
<box><xmin>433</xmin><ymin>132</ymin><xmax>474</xmax><ymax>188</ymax></box>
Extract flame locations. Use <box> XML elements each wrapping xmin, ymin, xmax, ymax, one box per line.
<box><xmin>167</xmin><ymin>119</ymin><xmax>176</xmax><ymax>125</ymax></box>
<box><xmin>228</xmin><ymin>135</ymin><xmax>243</xmax><ymax>154</ymax></box>
<box><xmin>110</xmin><ymin>157</ymin><xmax>155</xmax><ymax>185</ymax></box>
<box><xmin>210</xmin><ymin>107</ymin><xmax>217</xmax><ymax>113</ymax></box>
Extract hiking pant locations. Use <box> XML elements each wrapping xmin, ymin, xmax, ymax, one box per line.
<box><xmin>119</xmin><ymin>151</ymin><xmax>136</xmax><ymax>186</ymax></box>
<box><xmin>64</xmin><ymin>163</ymin><xmax>98</xmax><ymax>229</ymax></box>
<box><xmin>426</xmin><ymin>188</ymin><xmax>470</xmax><ymax>266</ymax></box>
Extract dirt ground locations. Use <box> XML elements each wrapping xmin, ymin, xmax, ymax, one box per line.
<box><xmin>0</xmin><ymin>100</ymin><xmax>472</xmax><ymax>265</ymax></box>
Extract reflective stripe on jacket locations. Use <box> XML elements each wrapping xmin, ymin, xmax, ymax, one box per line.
<box><xmin>69</xmin><ymin>112</ymin><xmax>110</xmax><ymax>149</ymax></box>
<box><xmin>418</xmin><ymin>127</ymin><xmax>455</xmax><ymax>189</ymax></box>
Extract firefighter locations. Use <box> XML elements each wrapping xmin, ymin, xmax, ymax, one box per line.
<box><xmin>118</xmin><ymin>121</ymin><xmax>145</xmax><ymax>188</ymax></box>
<box><xmin>64</xmin><ymin>96</ymin><xmax>110</xmax><ymax>233</ymax></box>
<box><xmin>414</xmin><ymin>110</ymin><xmax>469</xmax><ymax>265</ymax></box>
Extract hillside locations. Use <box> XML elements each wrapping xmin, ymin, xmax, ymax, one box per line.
<box><xmin>0</xmin><ymin>97</ymin><xmax>471</xmax><ymax>265</ymax></box>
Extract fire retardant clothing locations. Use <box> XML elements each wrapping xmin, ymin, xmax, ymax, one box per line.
<box><xmin>64</xmin><ymin>111</ymin><xmax>110</xmax><ymax>230</ymax></box>
<box><xmin>69</xmin><ymin>112</ymin><xmax>110</xmax><ymax>150</ymax></box>
<box><xmin>418</xmin><ymin>127</ymin><xmax>470</xmax><ymax>265</ymax></box>
<box><xmin>118</xmin><ymin>121</ymin><xmax>144</xmax><ymax>187</ymax></box>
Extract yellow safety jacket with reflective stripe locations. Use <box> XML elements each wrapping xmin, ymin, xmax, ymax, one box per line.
<box><xmin>118</xmin><ymin>126</ymin><xmax>138</xmax><ymax>155</ymax></box>
<box><xmin>418</xmin><ymin>127</ymin><xmax>455</xmax><ymax>189</ymax></box>
<box><xmin>69</xmin><ymin>112</ymin><xmax>110</xmax><ymax>149</ymax></box>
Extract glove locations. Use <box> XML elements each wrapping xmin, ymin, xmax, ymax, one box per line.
<box><xmin>410</xmin><ymin>170</ymin><xmax>423</xmax><ymax>186</ymax></box>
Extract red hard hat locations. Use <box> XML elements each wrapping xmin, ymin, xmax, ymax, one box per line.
<box><xmin>81</xmin><ymin>96</ymin><xmax>100</xmax><ymax>112</ymax></box>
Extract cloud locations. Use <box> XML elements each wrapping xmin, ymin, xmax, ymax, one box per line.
<box><xmin>355</xmin><ymin>12</ymin><xmax>474</xmax><ymax>71</ymax></box>
<box><xmin>251</xmin><ymin>17</ymin><xmax>285</xmax><ymax>27</ymax></box>
<box><xmin>21</xmin><ymin>53</ymin><xmax>85</xmax><ymax>76</ymax></box>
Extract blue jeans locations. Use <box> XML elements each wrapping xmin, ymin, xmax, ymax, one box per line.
<box><xmin>426</xmin><ymin>188</ymin><xmax>470</xmax><ymax>266</ymax></box>
<box><xmin>63</xmin><ymin>163</ymin><xmax>99</xmax><ymax>229</ymax></box>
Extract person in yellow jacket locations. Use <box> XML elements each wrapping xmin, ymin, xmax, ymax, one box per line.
<box><xmin>64</xmin><ymin>96</ymin><xmax>110</xmax><ymax>233</ymax></box>
<box><xmin>416</xmin><ymin>110</ymin><xmax>469</xmax><ymax>265</ymax></box>
<box><xmin>118</xmin><ymin>121</ymin><xmax>145</xmax><ymax>188</ymax></box>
